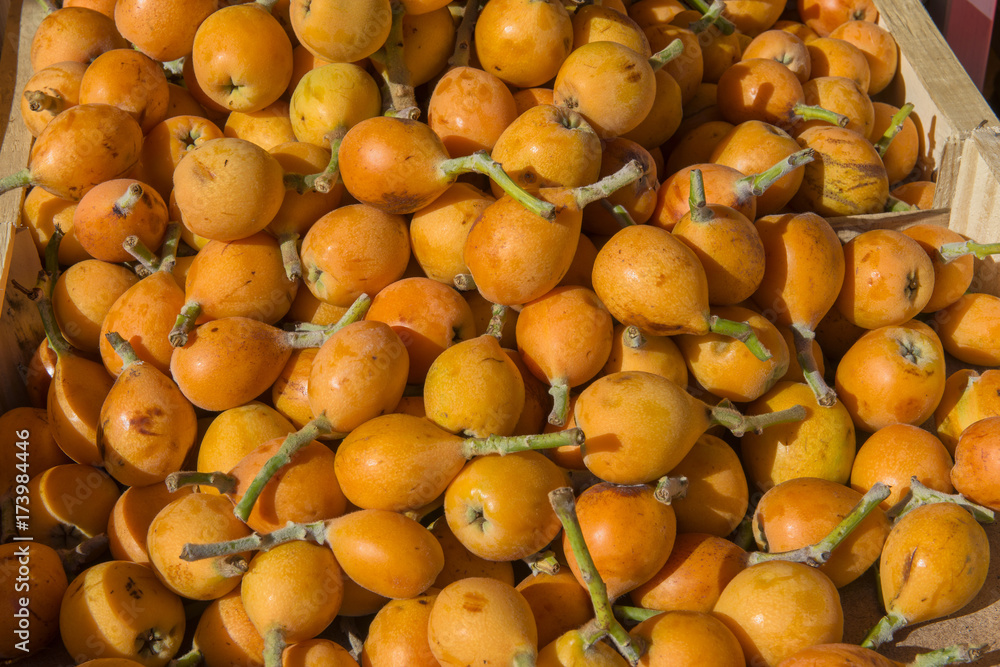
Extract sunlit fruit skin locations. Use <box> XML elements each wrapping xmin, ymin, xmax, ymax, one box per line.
<box><xmin>642</xmin><ymin>24</ymin><xmax>702</xmax><ymax>106</ymax></box>
<box><xmin>741</xmin><ymin>381</ymin><xmax>856</xmax><ymax>492</ymax></box>
<box><xmin>668</xmin><ymin>434</ymin><xmax>749</xmax><ymax>537</ymax></box>
<box><xmin>676</xmin><ymin>306</ymin><xmax>788</xmax><ymax>402</ymax></box>
<box><xmin>108</xmin><ymin>483</ymin><xmax>195</xmax><ymax>565</ymax></box>
<box><xmin>934</xmin><ymin>368</ymin><xmax>1000</xmax><ymax>454</ymax></box>
<box><xmin>603</xmin><ymin>322</ymin><xmax>688</xmax><ymax>387</ymax></box>
<box><xmin>427</xmin><ymin>577</ymin><xmax>538</xmax><ymax>667</ymax></box>
<box><xmin>806</xmin><ymin>37</ymin><xmax>872</xmax><ymax>94</ymax></box>
<box><xmin>360</xmin><ymin>592</ymin><xmax>439</xmax><ymax>667</ymax></box>
<box><xmin>78</xmin><ymin>48</ymin><xmax>169</xmax><ymax>134</ymax></box>
<box><xmin>537</xmin><ymin>629</ymin><xmax>630</xmax><ymax>666</ymax></box>
<box><xmin>60</xmin><ymin>560</ymin><xmax>186</xmax><ymax>667</ymax></box>
<box><xmin>932</xmin><ymin>292</ymin><xmax>1000</xmax><ymax>366</ymax></box>
<box><xmin>575</xmin><ymin>371</ymin><xmax>712</xmax><ymax>485</ymax></box>
<box><xmin>879</xmin><ymin>502</ymin><xmax>990</xmax><ymax>625</ymax></box>
<box><xmin>191</xmin><ymin>589</ymin><xmax>265</xmax><ymax>667</ymax></box>
<box><xmin>20</xmin><ymin>463</ymin><xmax>121</xmax><ymax>549</ymax></box>
<box><xmin>709</xmin><ymin>121</ymin><xmax>804</xmax><ymax>215</ymax></box>
<box><xmin>490</xmin><ymin>104</ymin><xmax>603</xmax><ymax>197</ymax></box>
<box><xmin>753</xmin><ymin>477</ymin><xmax>890</xmax><ymax>588</ymax></box>
<box><xmin>474</xmin><ymin>0</ymin><xmax>573</xmax><ymax>88</ymax></box>
<box><xmin>98</xmin><ymin>358</ymin><xmax>198</xmax><ymax>487</ymax></box>
<box><xmin>428</xmin><ymin>66</ymin><xmax>519</xmax><ymax>159</ymax></box>
<box><xmin>410</xmin><ymin>183</ymin><xmax>493</xmax><ymax>285</ymax></box>
<box><xmin>464</xmin><ymin>193</ymin><xmax>583</xmax><ymax>307</ymax></box>
<box><xmin>172</xmin><ymin>137</ymin><xmax>286</xmax><ymax>242</ymax></box>
<box><xmin>424</xmin><ymin>335</ymin><xmax>525</xmax><ymax>438</ymax></box>
<box><xmin>564</xmin><ymin>482</ymin><xmax>676</xmax><ymax>600</ymax></box>
<box><xmin>28</xmin><ymin>103</ymin><xmax>143</xmax><ymax>202</ymax></box>
<box><xmin>799</xmin><ymin>76</ymin><xmax>874</xmax><ymax>138</ymax></box>
<box><xmin>792</xmin><ymin>126</ymin><xmax>889</xmax><ymax>216</ymax></box>
<box><xmin>48</xmin><ymin>351</ymin><xmax>116</xmax><ymax>467</ymax></box>
<box><xmin>592</xmin><ymin>224</ymin><xmax>710</xmax><ymax>337</ymax></box>
<box><xmin>713</xmin><ymin>561</ymin><xmax>843</xmax><ymax>667</ymax></box>
<box><xmin>0</xmin><ymin>543</ymin><xmax>67</xmax><ymax>659</ymax></box>
<box><xmin>196</xmin><ymin>402</ymin><xmax>295</xmax><ymax>484</ymax></box>
<box><xmin>836</xmin><ymin>230</ymin><xmax>936</xmax><ymax>330</ymax></box>
<box><xmin>114</xmin><ymin>0</ymin><xmax>218</xmax><ymax>63</ymax></box>
<box><xmin>834</xmin><ymin>320</ymin><xmax>946</xmax><ymax>433</ymax></box>
<box><xmin>334</xmin><ymin>414</ymin><xmax>465</xmax><ymax>513</ymax></box>
<box><xmin>229</xmin><ymin>438</ymin><xmax>348</xmax><ymax>534</ymax></box>
<box><xmin>369</xmin><ymin>7</ymin><xmax>455</xmax><ymax>88</ymax></box>
<box><xmin>281</xmin><ymin>638</ymin><xmax>359</xmax><ymax>667</ymax></box>
<box><xmin>241</xmin><ymin>541</ymin><xmax>343</xmax><ymax>645</ymax></box>
<box><xmin>190</xmin><ymin>3</ymin><xmax>293</xmax><ymax>113</ymax></box>
<box><xmin>299</xmin><ymin>204</ymin><xmax>410</xmax><ymax>307</ymax></box>
<box><xmin>900</xmin><ymin>223</ymin><xmax>972</xmax><ymax>313</ymax></box>
<box><xmin>289</xmin><ymin>63</ymin><xmax>381</xmax><ymax>148</ymax></box>
<box><xmin>290</xmin><ymin>0</ymin><xmax>392</xmax><ymax>64</ymax></box>
<box><xmin>53</xmin><ymin>259</ymin><xmax>139</xmax><ymax>355</ymax></box>
<box><xmin>146</xmin><ymin>492</ymin><xmax>253</xmax><ymax>601</ymax></box>
<box><xmin>432</xmin><ymin>518</ymin><xmax>515</xmax><ymax>590</ymax></box>
<box><xmin>741</xmin><ymin>31</ymin><xmax>811</xmax><ymax>82</ymax></box>
<box><xmin>73</xmin><ymin>179</ymin><xmax>167</xmax><ymax>264</ymax></box>
<box><xmin>515</xmin><ymin>570</ymin><xmax>593</xmax><ymax>649</ymax></box>
<box><xmin>444</xmin><ymin>451</ymin><xmax>568</xmax><ymax>561</ymax></box>
<box><xmin>553</xmin><ymin>41</ymin><xmax>655</xmax><ymax>140</ymax></box>
<box><xmin>798</xmin><ymin>0</ymin><xmax>879</xmax><ymax>37</ymax></box>
<box><xmin>950</xmin><ymin>415</ymin><xmax>1000</xmax><ymax>511</ymax></box>
<box><xmin>21</xmin><ymin>61</ymin><xmax>87</xmax><ymax>138</ymax></box>
<box><xmin>630</xmin><ymin>533</ymin><xmax>747</xmax><ymax>613</ymax></box>
<box><xmin>716</xmin><ymin>59</ymin><xmax>808</xmax><ymax>132</ymax></box>
<box><xmin>631</xmin><ymin>610</ymin><xmax>745</xmax><ymax>667</ymax></box>
<box><xmin>850</xmin><ymin>423</ymin><xmax>953</xmax><ymax>509</ymax></box>
<box><xmin>30</xmin><ymin>6</ymin><xmax>128</xmax><ymax>71</ymax></box>
<box><xmin>366</xmin><ymin>276</ymin><xmax>477</xmax><ymax>386</ymax></box>
<box><xmin>307</xmin><ymin>320</ymin><xmax>410</xmax><ymax>436</ymax></box>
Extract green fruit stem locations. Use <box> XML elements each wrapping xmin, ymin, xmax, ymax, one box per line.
<box><xmin>263</xmin><ymin>627</ymin><xmax>287</xmax><ymax>667</ymax></box>
<box><xmin>512</xmin><ymin>653</ymin><xmax>535</xmax><ymax>667</ymax></box>
<box><xmin>36</xmin><ymin>229</ymin><xmax>72</xmax><ymax>358</ymax></box>
<box><xmin>165</xmin><ymin>470</ymin><xmax>238</xmax><ymax>495</ymax></box>
<box><xmin>460</xmin><ymin>427</ymin><xmax>585</xmax><ymax>458</ymax></box>
<box><xmin>232</xmin><ymin>416</ymin><xmax>335</xmax><ymax>522</ymax></box>
<box><xmin>708</xmin><ymin>315</ymin><xmax>772</xmax><ymax>361</ymax></box>
<box><xmin>654</xmin><ymin>476</ymin><xmax>688</xmax><ymax>505</ymax></box>
<box><xmin>269</xmin><ymin>293</ymin><xmax>372</xmax><ymax>348</ymax></box>
<box><xmin>113</xmin><ymin>182</ymin><xmax>145</xmax><ymax>217</ymax></box>
<box><xmin>875</xmin><ymin>103</ymin><xmax>915</xmax><ymax>157</ymax></box>
<box><xmin>623</xmin><ymin>325</ymin><xmax>646</xmax><ymax>350</ymax></box>
<box><xmin>648</xmin><ymin>38</ymin><xmax>685</xmax><ymax>72</ymax></box>
<box><xmin>738</xmin><ymin>148</ymin><xmax>816</xmax><ymax>199</ymax></box>
<box><xmin>549</xmin><ymin>487</ymin><xmax>643</xmax><ymax>665</ymax></box>
<box><xmin>123</xmin><ymin>235</ymin><xmax>161</xmax><ymax>274</ymax></box>
<box><xmin>23</xmin><ymin>89</ymin><xmax>63</xmax><ymax>115</ymax></box>
<box><xmin>688</xmin><ymin>168</ymin><xmax>712</xmax><ymax>223</ymax></box>
<box><xmin>169</xmin><ymin>647</ymin><xmax>204</xmax><ymax>667</ymax></box>
<box><xmin>791</xmin><ymin>322</ymin><xmax>837</xmax><ymax>407</ymax></box>
<box><xmin>440</xmin><ymin>150</ymin><xmax>556</xmax><ymax>220</ymax></box>
<box><xmin>168</xmin><ymin>300</ymin><xmax>203</xmax><ymax>348</ymax></box>
<box><xmin>728</xmin><ymin>513</ymin><xmax>756</xmax><ymax>552</ymax></box>
<box><xmin>614</xmin><ymin>605</ymin><xmax>661</xmax><ymax>624</ymax></box>
<box><xmin>710</xmin><ymin>399</ymin><xmax>807</xmax><ymax>437</ymax></box>
<box><xmin>453</xmin><ymin>273</ymin><xmax>477</xmax><ymax>291</ymax></box>
<box><xmin>373</xmin><ymin>1</ymin><xmax>419</xmax><ymax>120</ymax></box>
<box><xmin>689</xmin><ymin>0</ymin><xmax>727</xmax><ymax>33</ymax></box>
<box><xmin>601</xmin><ymin>199</ymin><xmax>637</xmax><ymax>227</ymax></box>
<box><xmin>792</xmin><ymin>103</ymin><xmax>850</xmax><ymax>127</ymax></box>
<box><xmin>214</xmin><ymin>554</ymin><xmax>249</xmax><ymax>578</ymax></box>
<box><xmin>158</xmin><ymin>223</ymin><xmax>182</xmax><ymax>274</ymax></box>
<box><xmin>574</xmin><ymin>161</ymin><xmax>644</xmax><ymax>210</ymax></box>
<box><xmin>887</xmin><ymin>478</ymin><xmax>995</xmax><ymax>523</ymax></box>
<box><xmin>254</xmin><ymin>0</ymin><xmax>280</xmax><ymax>12</ymax></box>
<box><xmin>909</xmin><ymin>644</ymin><xmax>988</xmax><ymax>667</ymax></box>
<box><xmin>938</xmin><ymin>239</ymin><xmax>1000</xmax><ymax>263</ymax></box>
<box><xmin>681</xmin><ymin>0</ymin><xmax>735</xmax><ymax>33</ymax></box>
<box><xmin>181</xmin><ymin>520</ymin><xmax>327</xmax><ymax>562</ymax></box>
<box><xmin>547</xmin><ymin>378</ymin><xmax>571</xmax><ymax>427</ymax></box>
<box><xmin>524</xmin><ymin>550</ymin><xmax>560</xmax><ymax>576</ymax></box>
<box><xmin>861</xmin><ymin>609</ymin><xmax>908</xmax><ymax>649</ymax></box>
<box><xmin>0</xmin><ymin>168</ymin><xmax>32</xmax><ymax>197</ymax></box>
<box><xmin>278</xmin><ymin>232</ymin><xmax>302</xmax><ymax>282</ymax></box>
<box><xmin>747</xmin><ymin>482</ymin><xmax>891</xmax><ymax>567</ymax></box>
<box><xmin>313</xmin><ymin>126</ymin><xmax>347</xmax><ymax>194</ymax></box>
<box><xmin>486</xmin><ymin>304</ymin><xmax>508</xmax><ymax>340</ymax></box>
<box><xmin>105</xmin><ymin>331</ymin><xmax>141</xmax><ymax>370</ymax></box>
<box><xmin>449</xmin><ymin>0</ymin><xmax>481</xmax><ymax>69</ymax></box>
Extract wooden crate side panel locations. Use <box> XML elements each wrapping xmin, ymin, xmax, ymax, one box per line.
<box><xmin>0</xmin><ymin>0</ymin><xmax>44</xmax><ymax>414</ymax></box>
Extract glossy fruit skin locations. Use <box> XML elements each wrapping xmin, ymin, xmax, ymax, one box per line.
<box><xmin>713</xmin><ymin>561</ymin><xmax>843</xmax><ymax>667</ymax></box>
<box><xmin>950</xmin><ymin>415</ymin><xmax>1000</xmax><ymax>511</ymax></box>
<box><xmin>879</xmin><ymin>502</ymin><xmax>990</xmax><ymax>625</ymax></box>
<box><xmin>792</xmin><ymin>126</ymin><xmax>888</xmax><ymax>217</ymax></box>
<box><xmin>631</xmin><ymin>610</ymin><xmax>746</xmax><ymax>667</ymax></box>
<box><xmin>850</xmin><ymin>423</ymin><xmax>954</xmax><ymax>509</ymax></box>
<box><xmin>834</xmin><ymin>321</ymin><xmax>946</xmax><ymax>432</ymax></box>
<box><xmin>427</xmin><ymin>577</ymin><xmax>538</xmax><ymax>667</ymax></box>
<box><xmin>290</xmin><ymin>0</ymin><xmax>393</xmax><ymax>64</ymax></box>
<box><xmin>474</xmin><ymin>0</ymin><xmax>573</xmax><ymax>88</ymax></box>
<box><xmin>932</xmin><ymin>293</ymin><xmax>1000</xmax><ymax>366</ymax></box>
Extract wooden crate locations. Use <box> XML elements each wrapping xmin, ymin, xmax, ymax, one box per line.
<box><xmin>0</xmin><ymin>0</ymin><xmax>999</xmax><ymax>664</ymax></box>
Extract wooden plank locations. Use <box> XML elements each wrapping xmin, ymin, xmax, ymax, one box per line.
<box><xmin>828</xmin><ymin>208</ymin><xmax>950</xmax><ymax>242</ymax></box>
<box><xmin>947</xmin><ymin>126</ymin><xmax>1000</xmax><ymax>298</ymax></box>
<box><xmin>0</xmin><ymin>0</ymin><xmax>44</xmax><ymax>414</ymax></box>
<box><xmin>874</xmin><ymin>0</ymin><xmax>1000</xmax><ymax>187</ymax></box>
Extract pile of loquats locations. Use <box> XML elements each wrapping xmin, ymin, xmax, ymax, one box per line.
<box><xmin>1</xmin><ymin>0</ymin><xmax>1000</xmax><ymax>665</ymax></box>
